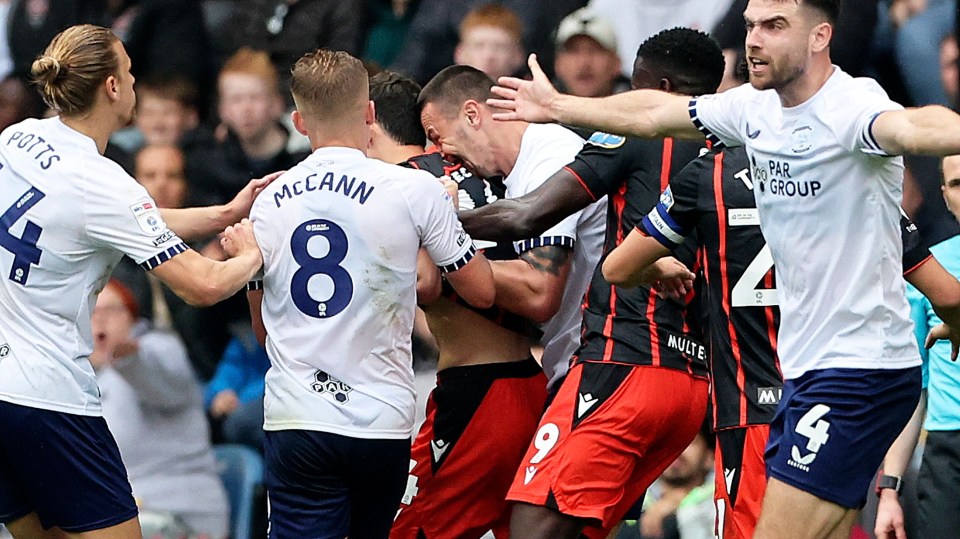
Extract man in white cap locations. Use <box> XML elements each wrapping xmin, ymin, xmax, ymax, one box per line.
<box><xmin>553</xmin><ymin>7</ymin><xmax>629</xmax><ymax>99</ymax></box>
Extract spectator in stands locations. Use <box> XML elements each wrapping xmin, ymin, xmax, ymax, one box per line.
<box><xmin>108</xmin><ymin>0</ymin><xmax>214</xmax><ymax>95</ymax></box>
<box><xmin>205</xmin><ymin>332</ymin><xmax>271</xmax><ymax>451</ymax></box>
<box><xmin>185</xmin><ymin>48</ymin><xmax>308</xmax><ymax>207</ymax></box>
<box><xmin>224</xmin><ymin>0</ymin><xmax>363</xmax><ymax>99</ymax></box>
<box><xmin>872</xmin><ymin>0</ymin><xmax>956</xmax><ymax>107</ymax></box>
<box><xmin>942</xmin><ymin>35</ymin><xmax>958</xmax><ymax>108</ymax></box>
<box><xmin>390</xmin><ymin>0</ymin><xmax>586</xmax><ymax>84</ymax></box>
<box><xmin>0</xmin><ymin>75</ymin><xmax>45</xmax><ymax>130</ymax></box>
<box><xmin>617</xmin><ymin>427</ymin><xmax>715</xmax><ymax>539</ymax></box>
<box><xmin>6</xmin><ymin>1</ymin><xmax>100</xmax><ymax>80</ymax></box>
<box><xmin>453</xmin><ymin>3</ymin><xmax>525</xmax><ymax>83</ymax></box>
<box><xmin>362</xmin><ymin>0</ymin><xmax>421</xmax><ymax>69</ymax></box>
<box><xmin>553</xmin><ymin>7</ymin><xmax>628</xmax><ymax>98</ymax></box>
<box><xmin>111</xmin><ymin>144</ymin><xmax>243</xmax><ymax>380</ymax></box>
<box><xmin>91</xmin><ymin>280</ymin><xmax>229</xmax><ymax>538</ymax></box>
<box><xmin>111</xmin><ymin>74</ymin><xmax>201</xmax><ymax>154</ymax></box>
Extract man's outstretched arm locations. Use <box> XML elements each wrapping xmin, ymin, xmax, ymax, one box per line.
<box><xmin>872</xmin><ymin>106</ymin><xmax>960</xmax><ymax>156</ymax></box>
<box><xmin>488</xmin><ymin>54</ymin><xmax>703</xmax><ymax>140</ymax></box>
<box><xmin>459</xmin><ymin>167</ymin><xmax>594</xmax><ymax>242</ymax></box>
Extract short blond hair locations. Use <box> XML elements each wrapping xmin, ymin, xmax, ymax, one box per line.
<box><xmin>219</xmin><ymin>47</ymin><xmax>279</xmax><ymax>95</ymax></box>
<box><xmin>31</xmin><ymin>24</ymin><xmax>120</xmax><ymax>115</ymax></box>
<box><xmin>290</xmin><ymin>49</ymin><xmax>368</xmax><ymax>122</ymax></box>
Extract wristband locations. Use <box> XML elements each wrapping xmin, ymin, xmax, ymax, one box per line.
<box><xmin>875</xmin><ymin>473</ymin><xmax>902</xmax><ymax>496</ymax></box>
<box><xmin>246</xmin><ymin>280</ymin><xmax>263</xmax><ymax>292</ymax></box>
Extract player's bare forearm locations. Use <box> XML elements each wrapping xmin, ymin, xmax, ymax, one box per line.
<box><xmin>247</xmin><ymin>289</ymin><xmax>267</xmax><ymax>347</ymax></box>
<box><xmin>460</xmin><ymin>169</ymin><xmax>593</xmax><ymax>241</ymax></box>
<box><xmin>551</xmin><ymin>90</ymin><xmax>702</xmax><ymax>140</ymax></box>
<box><xmin>874</xmin><ymin>106</ymin><xmax>960</xmax><ymax>156</ymax></box>
<box><xmin>416</xmin><ymin>248</ymin><xmax>442</xmax><ymax>304</ymax></box>
<box><xmin>444</xmin><ymin>251</ymin><xmax>496</xmax><ymax>309</ymax></box>
<box><xmin>459</xmin><ymin>198</ymin><xmax>536</xmax><ymax>241</ymax></box>
<box><xmin>161</xmin><ymin>206</ymin><xmax>232</xmax><ymax>242</ymax></box>
<box><xmin>491</xmin><ymin>245</ymin><xmax>572</xmax><ymax>323</ymax></box>
<box><xmin>881</xmin><ymin>391</ymin><xmax>925</xmax><ymax>478</ymax></box>
<box><xmin>906</xmin><ymin>256</ymin><xmax>960</xmax><ymax>329</ymax></box>
<box><xmin>602</xmin><ymin>230</ymin><xmax>673</xmax><ymax>288</ymax></box>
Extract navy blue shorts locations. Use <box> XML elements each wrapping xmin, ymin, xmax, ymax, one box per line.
<box><xmin>0</xmin><ymin>400</ymin><xmax>138</xmax><ymax>532</ymax></box>
<box><xmin>765</xmin><ymin>366</ymin><xmax>921</xmax><ymax>508</ymax></box>
<box><xmin>264</xmin><ymin>429</ymin><xmax>410</xmax><ymax>539</ymax></box>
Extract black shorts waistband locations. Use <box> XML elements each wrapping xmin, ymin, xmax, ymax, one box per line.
<box><xmin>436</xmin><ymin>357</ymin><xmax>541</xmax><ymax>384</ymax></box>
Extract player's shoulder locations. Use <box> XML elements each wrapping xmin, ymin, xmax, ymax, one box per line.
<box><xmin>696</xmin><ymin>82</ymin><xmax>770</xmax><ymax>108</ymax></box>
<box><xmin>524</xmin><ymin>123</ymin><xmax>584</xmax><ymax>153</ymax></box>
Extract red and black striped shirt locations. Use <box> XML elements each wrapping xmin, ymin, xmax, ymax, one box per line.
<box><xmin>566</xmin><ymin>133</ymin><xmax>708</xmax><ymax>379</ymax></box>
<box><xmin>641</xmin><ymin>147</ymin><xmax>932</xmax><ymax>429</ymax></box>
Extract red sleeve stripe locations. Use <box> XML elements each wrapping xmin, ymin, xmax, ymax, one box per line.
<box><xmin>564</xmin><ymin>166</ymin><xmax>599</xmax><ymax>202</ymax></box>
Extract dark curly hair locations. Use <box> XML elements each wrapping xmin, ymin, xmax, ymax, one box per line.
<box><xmin>634</xmin><ymin>27</ymin><xmax>725</xmax><ymax>96</ymax></box>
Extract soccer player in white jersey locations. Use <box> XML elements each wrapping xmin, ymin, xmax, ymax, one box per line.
<box><xmin>244</xmin><ymin>50</ymin><xmax>495</xmax><ymax>539</ymax></box>
<box><xmin>0</xmin><ymin>25</ymin><xmax>271</xmax><ymax>539</ymax></box>
<box><xmin>418</xmin><ymin>65</ymin><xmax>606</xmax><ymax>393</ymax></box>
<box><xmin>488</xmin><ymin>2</ymin><xmax>960</xmax><ymax>538</ymax></box>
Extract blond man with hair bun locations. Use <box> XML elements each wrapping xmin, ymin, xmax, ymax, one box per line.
<box><xmin>0</xmin><ymin>24</ymin><xmax>278</xmax><ymax>539</ymax></box>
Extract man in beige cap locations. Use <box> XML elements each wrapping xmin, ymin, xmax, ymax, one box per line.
<box><xmin>553</xmin><ymin>7</ymin><xmax>629</xmax><ymax>98</ymax></box>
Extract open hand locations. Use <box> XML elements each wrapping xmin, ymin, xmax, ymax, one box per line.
<box><xmin>488</xmin><ymin>54</ymin><xmax>560</xmax><ymax>123</ymax></box>
<box><xmin>926</xmin><ymin>322</ymin><xmax>960</xmax><ymax>361</ymax></box>
<box><xmin>226</xmin><ymin>170</ymin><xmax>285</xmax><ymax>219</ymax></box>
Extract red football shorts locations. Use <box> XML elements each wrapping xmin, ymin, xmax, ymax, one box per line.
<box><xmin>714</xmin><ymin>424</ymin><xmax>770</xmax><ymax>539</ymax></box>
<box><xmin>506</xmin><ymin>361</ymin><xmax>709</xmax><ymax>538</ymax></box>
<box><xmin>391</xmin><ymin>359</ymin><xmax>547</xmax><ymax>539</ymax></box>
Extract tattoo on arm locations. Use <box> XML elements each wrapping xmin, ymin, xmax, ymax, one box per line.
<box><xmin>520</xmin><ymin>245</ymin><xmax>573</xmax><ymax>276</ymax></box>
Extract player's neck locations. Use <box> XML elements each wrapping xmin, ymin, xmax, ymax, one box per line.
<box><xmin>60</xmin><ymin>111</ymin><xmax>119</xmax><ymax>155</ymax></box>
<box><xmin>380</xmin><ymin>144</ymin><xmax>427</xmax><ymax>165</ymax></box>
<box><xmin>493</xmin><ymin>122</ymin><xmax>528</xmax><ymax>176</ymax></box>
<box><xmin>308</xmin><ymin>132</ymin><xmax>369</xmax><ymax>154</ymax></box>
<box><xmin>777</xmin><ymin>57</ymin><xmax>834</xmax><ymax>108</ymax></box>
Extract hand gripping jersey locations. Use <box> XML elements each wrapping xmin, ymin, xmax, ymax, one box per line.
<box><xmin>689</xmin><ymin>70</ymin><xmax>919</xmax><ymax>379</ymax></box>
<box><xmin>251</xmin><ymin>147</ymin><xmax>475</xmax><ymax>439</ymax></box>
<box><xmin>0</xmin><ymin>117</ymin><xmax>186</xmax><ymax>416</ymax></box>
<box><xmin>642</xmin><ymin>146</ymin><xmax>933</xmax><ymax>429</ymax></box>
<box><xmin>566</xmin><ymin>132</ymin><xmax>708</xmax><ymax>378</ymax></box>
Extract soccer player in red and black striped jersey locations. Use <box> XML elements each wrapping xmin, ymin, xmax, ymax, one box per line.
<box><xmin>603</xmin><ymin>145</ymin><xmax>955</xmax><ymax>538</ymax></box>
<box><xmin>458</xmin><ymin>28</ymin><xmax>724</xmax><ymax>538</ymax></box>
<box><xmin>366</xmin><ymin>71</ymin><xmax>548</xmax><ymax>539</ymax></box>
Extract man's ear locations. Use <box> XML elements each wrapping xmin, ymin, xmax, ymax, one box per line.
<box><xmin>366</xmin><ymin>100</ymin><xmax>376</xmax><ymax>126</ymax></box>
<box><xmin>291</xmin><ymin>109</ymin><xmax>308</xmax><ymax>136</ymax></box>
<box><xmin>463</xmin><ymin>99</ymin><xmax>483</xmax><ymax>128</ymax></box>
<box><xmin>811</xmin><ymin>21</ymin><xmax>832</xmax><ymax>54</ymax></box>
<box><xmin>105</xmin><ymin>75</ymin><xmax>120</xmax><ymax>103</ymax></box>
<box><xmin>659</xmin><ymin>77</ymin><xmax>673</xmax><ymax>93</ymax></box>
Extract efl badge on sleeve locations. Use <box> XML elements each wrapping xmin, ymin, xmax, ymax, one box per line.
<box><xmin>129</xmin><ymin>200</ymin><xmax>163</xmax><ymax>234</ymax></box>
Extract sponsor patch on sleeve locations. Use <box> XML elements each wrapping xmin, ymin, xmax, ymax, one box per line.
<box><xmin>129</xmin><ymin>200</ymin><xmax>164</xmax><ymax>234</ymax></box>
<box><xmin>586</xmin><ymin>131</ymin><xmax>626</xmax><ymax>149</ymax></box>
<box><xmin>659</xmin><ymin>187</ymin><xmax>675</xmax><ymax>211</ymax></box>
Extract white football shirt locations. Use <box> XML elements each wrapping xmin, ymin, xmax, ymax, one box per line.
<box><xmin>252</xmin><ymin>147</ymin><xmax>476</xmax><ymax>439</ymax></box>
<box><xmin>505</xmin><ymin>123</ymin><xmax>606</xmax><ymax>387</ymax></box>
<box><xmin>690</xmin><ymin>68</ymin><xmax>919</xmax><ymax>379</ymax></box>
<box><xmin>0</xmin><ymin>117</ymin><xmax>186</xmax><ymax>415</ymax></box>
